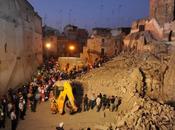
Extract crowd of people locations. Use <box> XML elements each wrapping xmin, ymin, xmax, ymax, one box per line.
<box><xmin>82</xmin><ymin>93</ymin><xmax>121</xmax><ymax>112</ymax></box>
<box><xmin>0</xmin><ymin>56</ymin><xmax>113</xmax><ymax>130</ymax></box>
<box><xmin>0</xmin><ymin>58</ymin><xmax>59</xmax><ymax>130</ymax></box>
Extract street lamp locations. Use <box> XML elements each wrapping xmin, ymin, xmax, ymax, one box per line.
<box><xmin>69</xmin><ymin>45</ymin><xmax>75</xmax><ymax>51</ymax></box>
<box><xmin>68</xmin><ymin>45</ymin><xmax>75</xmax><ymax>57</ymax></box>
<box><xmin>45</xmin><ymin>42</ymin><xmax>51</xmax><ymax>49</ymax></box>
<box><xmin>45</xmin><ymin>42</ymin><xmax>51</xmax><ymax>60</ymax></box>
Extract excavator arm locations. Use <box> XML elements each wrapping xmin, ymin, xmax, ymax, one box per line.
<box><xmin>52</xmin><ymin>80</ymin><xmax>78</xmax><ymax>114</ymax></box>
<box><xmin>64</xmin><ymin>81</ymin><xmax>78</xmax><ymax>112</ymax></box>
<box><xmin>56</xmin><ymin>89</ymin><xmax>67</xmax><ymax>114</ymax></box>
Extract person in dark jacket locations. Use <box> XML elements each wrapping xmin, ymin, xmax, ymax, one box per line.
<box><xmin>101</xmin><ymin>94</ymin><xmax>107</xmax><ymax>110</ymax></box>
<box><xmin>10</xmin><ymin>109</ymin><xmax>17</xmax><ymax>130</ymax></box>
<box><xmin>0</xmin><ymin>106</ymin><xmax>5</xmax><ymax>128</ymax></box>
<box><xmin>83</xmin><ymin>94</ymin><xmax>89</xmax><ymax>111</ymax></box>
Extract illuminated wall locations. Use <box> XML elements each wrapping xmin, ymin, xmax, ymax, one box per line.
<box><xmin>0</xmin><ymin>0</ymin><xmax>43</xmax><ymax>94</ymax></box>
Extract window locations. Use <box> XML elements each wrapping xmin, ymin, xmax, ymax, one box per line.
<box><xmin>139</xmin><ymin>25</ymin><xmax>145</xmax><ymax>32</ymax></box>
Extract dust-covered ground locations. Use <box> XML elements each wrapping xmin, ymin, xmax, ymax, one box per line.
<box><xmin>3</xmin><ymin>102</ymin><xmax>117</xmax><ymax>130</ymax></box>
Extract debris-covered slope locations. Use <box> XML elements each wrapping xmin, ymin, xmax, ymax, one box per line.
<box><xmin>76</xmin><ymin>51</ymin><xmax>175</xmax><ymax>129</ymax></box>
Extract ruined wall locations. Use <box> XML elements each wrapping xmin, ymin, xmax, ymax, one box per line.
<box><xmin>80</xmin><ymin>36</ymin><xmax>116</xmax><ymax>64</ymax></box>
<box><xmin>164</xmin><ymin>46</ymin><xmax>175</xmax><ymax>102</ymax></box>
<box><xmin>58</xmin><ymin>57</ymin><xmax>86</xmax><ymax>71</ymax></box>
<box><xmin>130</xmin><ymin>18</ymin><xmax>164</xmax><ymax>40</ymax></box>
<box><xmin>0</xmin><ymin>0</ymin><xmax>43</xmax><ymax>94</ymax></box>
<box><xmin>150</xmin><ymin>0</ymin><xmax>175</xmax><ymax>26</ymax></box>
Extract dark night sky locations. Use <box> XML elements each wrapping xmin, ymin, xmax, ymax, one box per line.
<box><xmin>28</xmin><ymin>0</ymin><xmax>149</xmax><ymax>30</ymax></box>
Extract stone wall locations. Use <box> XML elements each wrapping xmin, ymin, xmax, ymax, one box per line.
<box><xmin>164</xmin><ymin>46</ymin><xmax>175</xmax><ymax>102</ymax></box>
<box><xmin>150</xmin><ymin>0</ymin><xmax>175</xmax><ymax>26</ymax></box>
<box><xmin>0</xmin><ymin>0</ymin><xmax>43</xmax><ymax>94</ymax></box>
<box><xmin>130</xmin><ymin>18</ymin><xmax>164</xmax><ymax>40</ymax></box>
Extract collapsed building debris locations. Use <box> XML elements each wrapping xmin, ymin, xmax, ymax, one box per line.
<box><xmin>116</xmin><ymin>97</ymin><xmax>175</xmax><ymax>130</ymax></box>
<box><xmin>77</xmin><ymin>41</ymin><xmax>175</xmax><ymax>129</ymax></box>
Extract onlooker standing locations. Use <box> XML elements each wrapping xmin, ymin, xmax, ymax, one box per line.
<box><xmin>89</xmin><ymin>93</ymin><xmax>96</xmax><ymax>110</ymax></box>
<box><xmin>0</xmin><ymin>106</ymin><xmax>4</xmax><ymax>128</ymax></box>
<box><xmin>106</xmin><ymin>96</ymin><xmax>110</xmax><ymax>109</ymax></box>
<box><xmin>1</xmin><ymin>95</ymin><xmax>7</xmax><ymax>128</ymax></box>
<box><xmin>83</xmin><ymin>94</ymin><xmax>89</xmax><ymax>111</ymax></box>
<box><xmin>7</xmin><ymin>101</ymin><xmax>13</xmax><ymax>118</ymax></box>
<box><xmin>101</xmin><ymin>94</ymin><xmax>107</xmax><ymax>110</ymax></box>
<box><xmin>40</xmin><ymin>86</ymin><xmax>45</xmax><ymax>102</ymax></box>
<box><xmin>114</xmin><ymin>96</ymin><xmax>119</xmax><ymax>111</ymax></box>
<box><xmin>18</xmin><ymin>99</ymin><xmax>25</xmax><ymax>120</ymax></box>
<box><xmin>96</xmin><ymin>95</ymin><xmax>101</xmax><ymax>112</ymax></box>
<box><xmin>109</xmin><ymin>96</ymin><xmax>115</xmax><ymax>112</ymax></box>
<box><xmin>10</xmin><ymin>109</ymin><xmax>17</xmax><ymax>130</ymax></box>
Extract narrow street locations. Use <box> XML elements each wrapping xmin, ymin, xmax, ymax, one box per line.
<box><xmin>3</xmin><ymin>102</ymin><xmax>116</xmax><ymax>130</ymax></box>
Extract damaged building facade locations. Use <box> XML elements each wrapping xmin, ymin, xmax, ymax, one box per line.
<box><xmin>80</xmin><ymin>28</ymin><xmax>116</xmax><ymax>64</ymax></box>
<box><xmin>43</xmin><ymin>24</ymin><xmax>88</xmax><ymax>57</ymax></box>
<box><xmin>122</xmin><ymin>0</ymin><xmax>175</xmax><ymax>102</ymax></box>
<box><xmin>124</xmin><ymin>0</ymin><xmax>175</xmax><ymax>53</ymax></box>
<box><xmin>150</xmin><ymin>0</ymin><xmax>175</xmax><ymax>26</ymax></box>
<box><xmin>0</xmin><ymin>0</ymin><xmax>43</xmax><ymax>94</ymax></box>
<box><xmin>80</xmin><ymin>28</ymin><xmax>130</xmax><ymax>64</ymax></box>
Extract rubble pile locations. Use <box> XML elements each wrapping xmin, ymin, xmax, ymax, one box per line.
<box><xmin>78</xmin><ymin>50</ymin><xmax>171</xmax><ymax>101</ymax></box>
<box><xmin>116</xmin><ymin>97</ymin><xmax>175</xmax><ymax>130</ymax></box>
<box><xmin>77</xmin><ymin>45</ymin><xmax>175</xmax><ymax>129</ymax></box>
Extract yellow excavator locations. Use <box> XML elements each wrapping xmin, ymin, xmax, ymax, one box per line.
<box><xmin>50</xmin><ymin>80</ymin><xmax>78</xmax><ymax>114</ymax></box>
